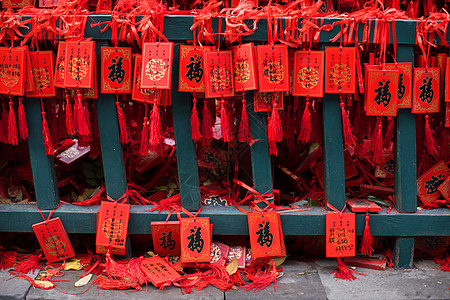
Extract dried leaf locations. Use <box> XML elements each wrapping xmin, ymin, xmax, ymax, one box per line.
<box><xmin>75</xmin><ymin>274</ymin><xmax>92</xmax><ymax>287</ymax></box>
<box><xmin>144</xmin><ymin>251</ymin><xmax>156</xmax><ymax>257</ymax></box>
<box><xmin>64</xmin><ymin>258</ymin><xmax>82</xmax><ymax>270</ymax></box>
<box><xmin>271</xmin><ymin>256</ymin><xmax>288</xmax><ymax>266</ymax></box>
<box><xmin>34</xmin><ymin>280</ymin><xmax>55</xmax><ymax>289</ymax></box>
<box><xmin>226</xmin><ymin>257</ymin><xmax>238</xmax><ymax>275</ymax></box>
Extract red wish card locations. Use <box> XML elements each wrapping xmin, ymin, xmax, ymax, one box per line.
<box><xmin>3</xmin><ymin>0</ymin><xmax>32</xmax><ymax>8</ymax></box>
<box><xmin>365</xmin><ymin>69</ymin><xmax>399</xmax><ymax>116</ymax></box>
<box><xmin>256</xmin><ymin>45</ymin><xmax>289</xmax><ymax>92</ymax></box>
<box><xmin>96</xmin><ymin>201</ymin><xmax>130</xmax><ymax>253</ymax></box>
<box><xmin>27</xmin><ymin>51</ymin><xmax>56</xmax><ymax>98</ymax></box>
<box><xmin>95</xmin><ymin>212</ymin><xmax>125</xmax><ymax>255</ymax></box>
<box><xmin>326</xmin><ymin>212</ymin><xmax>355</xmax><ymax>257</ymax></box>
<box><xmin>32</xmin><ymin>217</ymin><xmax>75</xmax><ymax>263</ymax></box>
<box><xmin>54</xmin><ymin>41</ymin><xmax>66</xmax><ymax>88</ymax></box>
<box><xmin>384</xmin><ymin>63</ymin><xmax>412</xmax><ymax>108</ymax></box>
<box><xmin>292</xmin><ymin>50</ymin><xmax>324</xmax><ymax>97</ymax></box>
<box><xmin>227</xmin><ymin>245</ymin><xmax>246</xmax><ymax>269</ymax></box>
<box><xmin>16</xmin><ymin>46</ymin><xmax>35</xmax><ymax>93</ymax></box>
<box><xmin>254</xmin><ymin>91</ymin><xmax>284</xmax><ymax>112</ymax></box>
<box><xmin>132</xmin><ymin>54</ymin><xmax>158</xmax><ymax>102</ymax></box>
<box><xmin>64</xmin><ymin>41</ymin><xmax>95</xmax><ymax>89</ymax></box>
<box><xmin>204</xmin><ymin>51</ymin><xmax>235</xmax><ymax>98</ymax></box>
<box><xmin>248</xmin><ymin>211</ymin><xmax>285</xmax><ymax>258</ymax></box>
<box><xmin>167</xmin><ymin>256</ymin><xmax>182</xmax><ymax>272</ymax></box>
<box><xmin>325</xmin><ymin>47</ymin><xmax>356</xmax><ymax>94</ymax></box>
<box><xmin>417</xmin><ymin>160</ymin><xmax>450</xmax><ymax>205</ymax></box>
<box><xmin>230</xmin><ymin>43</ymin><xmax>258</xmax><ymax>92</ymax></box>
<box><xmin>151</xmin><ymin>221</ymin><xmax>181</xmax><ymax>257</ymax></box>
<box><xmin>210</xmin><ymin>242</ymin><xmax>229</xmax><ymax>265</ymax></box>
<box><xmin>412</xmin><ymin>68</ymin><xmax>440</xmax><ymax>113</ymax></box>
<box><xmin>438</xmin><ymin>177</ymin><xmax>450</xmax><ymax>201</ymax></box>
<box><xmin>140</xmin><ymin>256</ymin><xmax>180</xmax><ymax>287</ymax></box>
<box><xmin>101</xmin><ymin>47</ymin><xmax>132</xmax><ymax>93</ymax></box>
<box><xmin>0</xmin><ymin>47</ymin><xmax>26</xmax><ymax>96</ymax></box>
<box><xmin>346</xmin><ymin>199</ymin><xmax>381</xmax><ymax>213</ymax></box>
<box><xmin>180</xmin><ymin>217</ymin><xmax>211</xmax><ymax>263</ymax></box>
<box><xmin>375</xmin><ymin>153</ymin><xmax>395</xmax><ymax>178</ymax></box>
<box><xmin>178</xmin><ymin>45</ymin><xmax>213</xmax><ymax>93</ymax></box>
<box><xmin>141</xmin><ymin>42</ymin><xmax>173</xmax><ymax>90</ymax></box>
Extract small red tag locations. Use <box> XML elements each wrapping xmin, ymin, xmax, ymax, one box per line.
<box><xmin>96</xmin><ymin>201</ymin><xmax>130</xmax><ymax>253</ymax></box>
<box><xmin>0</xmin><ymin>47</ymin><xmax>26</xmax><ymax>96</ymax></box>
<box><xmin>210</xmin><ymin>242</ymin><xmax>230</xmax><ymax>265</ymax></box>
<box><xmin>2</xmin><ymin>0</ymin><xmax>32</xmax><ymax>8</ymax></box>
<box><xmin>256</xmin><ymin>45</ymin><xmax>289</xmax><ymax>92</ymax></box>
<box><xmin>100</xmin><ymin>47</ymin><xmax>132</xmax><ymax>93</ymax></box>
<box><xmin>140</xmin><ymin>42</ymin><xmax>173</xmax><ymax>90</ymax></box>
<box><xmin>365</xmin><ymin>69</ymin><xmax>399</xmax><ymax>116</ymax></box>
<box><xmin>417</xmin><ymin>160</ymin><xmax>450</xmax><ymax>205</ymax></box>
<box><xmin>32</xmin><ymin>217</ymin><xmax>75</xmax><ymax>263</ymax></box>
<box><xmin>230</xmin><ymin>43</ymin><xmax>258</xmax><ymax>92</ymax></box>
<box><xmin>180</xmin><ymin>217</ymin><xmax>211</xmax><ymax>263</ymax></box>
<box><xmin>140</xmin><ymin>256</ymin><xmax>180</xmax><ymax>287</ymax></box>
<box><xmin>132</xmin><ymin>54</ymin><xmax>158</xmax><ymax>102</ymax></box>
<box><xmin>346</xmin><ymin>199</ymin><xmax>381</xmax><ymax>213</ymax></box>
<box><xmin>248</xmin><ymin>211</ymin><xmax>285</xmax><ymax>258</ymax></box>
<box><xmin>54</xmin><ymin>42</ymin><xmax>66</xmax><ymax>88</ymax></box>
<box><xmin>326</xmin><ymin>212</ymin><xmax>355</xmax><ymax>257</ymax></box>
<box><xmin>384</xmin><ymin>63</ymin><xmax>412</xmax><ymax>108</ymax></box>
<box><xmin>438</xmin><ymin>177</ymin><xmax>450</xmax><ymax>201</ymax></box>
<box><xmin>253</xmin><ymin>91</ymin><xmax>284</xmax><ymax>112</ymax></box>
<box><xmin>227</xmin><ymin>245</ymin><xmax>246</xmax><ymax>269</ymax></box>
<box><xmin>64</xmin><ymin>41</ymin><xmax>95</xmax><ymax>89</ymax></box>
<box><xmin>151</xmin><ymin>221</ymin><xmax>181</xmax><ymax>257</ymax></box>
<box><xmin>412</xmin><ymin>68</ymin><xmax>440</xmax><ymax>113</ymax></box>
<box><xmin>292</xmin><ymin>50</ymin><xmax>324</xmax><ymax>97</ymax></box>
<box><xmin>178</xmin><ymin>45</ymin><xmax>213</xmax><ymax>93</ymax></box>
<box><xmin>27</xmin><ymin>51</ymin><xmax>56</xmax><ymax>98</ymax></box>
<box><xmin>204</xmin><ymin>51</ymin><xmax>235</xmax><ymax>98</ymax></box>
<box><xmin>324</xmin><ymin>47</ymin><xmax>356</xmax><ymax>94</ymax></box>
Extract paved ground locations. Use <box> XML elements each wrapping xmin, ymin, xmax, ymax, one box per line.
<box><xmin>1</xmin><ymin>259</ymin><xmax>449</xmax><ymax>300</ymax></box>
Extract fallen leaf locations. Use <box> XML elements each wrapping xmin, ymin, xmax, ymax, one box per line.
<box><xmin>64</xmin><ymin>258</ymin><xmax>82</xmax><ymax>270</ymax></box>
<box><xmin>144</xmin><ymin>251</ymin><xmax>156</xmax><ymax>257</ymax></box>
<box><xmin>295</xmin><ymin>272</ymin><xmax>309</xmax><ymax>275</ymax></box>
<box><xmin>187</xmin><ymin>276</ymin><xmax>199</xmax><ymax>280</ymax></box>
<box><xmin>75</xmin><ymin>274</ymin><xmax>92</xmax><ymax>287</ymax></box>
<box><xmin>34</xmin><ymin>280</ymin><xmax>55</xmax><ymax>289</ymax></box>
<box><xmin>271</xmin><ymin>256</ymin><xmax>288</xmax><ymax>267</ymax></box>
<box><xmin>226</xmin><ymin>257</ymin><xmax>238</xmax><ymax>275</ymax></box>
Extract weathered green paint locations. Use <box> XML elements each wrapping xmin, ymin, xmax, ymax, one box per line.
<box><xmin>95</xmin><ymin>41</ymin><xmax>128</xmax><ymax>200</ymax></box>
<box><xmin>24</xmin><ymin>98</ymin><xmax>59</xmax><ymax>210</ymax></box>
<box><xmin>394</xmin><ymin>237</ymin><xmax>415</xmax><ymax>269</ymax></box>
<box><xmin>172</xmin><ymin>44</ymin><xmax>201</xmax><ymax>211</ymax></box>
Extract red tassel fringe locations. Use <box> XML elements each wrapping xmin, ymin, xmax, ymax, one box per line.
<box><xmin>340</xmin><ymin>101</ymin><xmax>356</xmax><ymax>147</ymax></box>
<box><xmin>371</xmin><ymin>117</ymin><xmax>384</xmax><ymax>164</ymax></box>
<box><xmin>434</xmin><ymin>253</ymin><xmax>450</xmax><ymax>271</ymax></box>
<box><xmin>139</xmin><ymin>116</ymin><xmax>149</xmax><ymax>156</ymax></box>
<box><xmin>7</xmin><ymin>99</ymin><xmax>18</xmax><ymax>145</ymax></box>
<box><xmin>149</xmin><ymin>103</ymin><xmax>164</xmax><ymax>155</ymax></box>
<box><xmin>424</xmin><ymin>114</ymin><xmax>437</xmax><ymax>157</ymax></box>
<box><xmin>243</xmin><ymin>260</ymin><xmax>278</xmax><ymax>292</ymax></box>
<box><xmin>190</xmin><ymin>97</ymin><xmax>202</xmax><ymax>142</ymax></box>
<box><xmin>18</xmin><ymin>98</ymin><xmax>28</xmax><ymax>140</ymax></box>
<box><xmin>298</xmin><ymin>99</ymin><xmax>312</xmax><ymax>143</ymax></box>
<box><xmin>239</xmin><ymin>98</ymin><xmax>252</xmax><ymax>143</ymax></box>
<box><xmin>360</xmin><ymin>212</ymin><xmax>373</xmax><ymax>256</ymax></box>
<box><xmin>74</xmin><ymin>94</ymin><xmax>90</xmax><ymax>137</ymax></box>
<box><xmin>0</xmin><ymin>250</ymin><xmax>17</xmax><ymax>270</ymax></box>
<box><xmin>202</xmin><ymin>100</ymin><xmax>213</xmax><ymax>146</ymax></box>
<box><xmin>116</xmin><ymin>98</ymin><xmax>130</xmax><ymax>144</ymax></box>
<box><xmin>267</xmin><ymin>101</ymin><xmax>282</xmax><ymax>156</ymax></box>
<box><xmin>331</xmin><ymin>257</ymin><xmax>367</xmax><ymax>281</ymax></box>
<box><xmin>220</xmin><ymin>99</ymin><xmax>231</xmax><ymax>142</ymax></box>
<box><xmin>41</xmin><ymin>112</ymin><xmax>54</xmax><ymax>155</ymax></box>
<box><xmin>65</xmin><ymin>94</ymin><xmax>74</xmax><ymax>136</ymax></box>
<box><xmin>1</xmin><ymin>103</ymin><xmax>7</xmax><ymax>143</ymax></box>
<box><xmin>14</xmin><ymin>253</ymin><xmax>44</xmax><ymax>274</ymax></box>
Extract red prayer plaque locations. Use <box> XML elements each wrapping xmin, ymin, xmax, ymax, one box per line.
<box><xmin>64</xmin><ymin>41</ymin><xmax>95</xmax><ymax>89</ymax></box>
<box><xmin>151</xmin><ymin>221</ymin><xmax>181</xmax><ymax>257</ymax></box>
<box><xmin>384</xmin><ymin>63</ymin><xmax>412</xmax><ymax>108</ymax></box>
<box><xmin>210</xmin><ymin>242</ymin><xmax>229</xmax><ymax>265</ymax></box>
<box><xmin>230</xmin><ymin>43</ymin><xmax>258</xmax><ymax>92</ymax></box>
<box><xmin>375</xmin><ymin>153</ymin><xmax>395</xmax><ymax>178</ymax></box>
<box><xmin>17</xmin><ymin>46</ymin><xmax>35</xmax><ymax>93</ymax></box>
<box><xmin>365</xmin><ymin>69</ymin><xmax>399</xmax><ymax>116</ymax></box>
<box><xmin>324</xmin><ymin>47</ymin><xmax>356</xmax><ymax>94</ymax></box>
<box><xmin>32</xmin><ymin>217</ymin><xmax>75</xmax><ymax>263</ymax></box>
<box><xmin>253</xmin><ymin>91</ymin><xmax>284</xmax><ymax>112</ymax></box>
<box><xmin>248</xmin><ymin>211</ymin><xmax>285</xmax><ymax>258</ymax></box>
<box><xmin>27</xmin><ymin>51</ymin><xmax>56</xmax><ymax>98</ymax></box>
<box><xmin>132</xmin><ymin>54</ymin><xmax>158</xmax><ymax>102</ymax></box>
<box><xmin>140</xmin><ymin>42</ymin><xmax>173</xmax><ymax>90</ymax></box>
<box><xmin>180</xmin><ymin>217</ymin><xmax>211</xmax><ymax>263</ymax></box>
<box><xmin>96</xmin><ymin>201</ymin><xmax>130</xmax><ymax>253</ymax></box>
<box><xmin>417</xmin><ymin>160</ymin><xmax>450</xmax><ymax>205</ymax></box>
<box><xmin>54</xmin><ymin>41</ymin><xmax>66</xmax><ymax>88</ymax></box>
<box><xmin>446</xmin><ymin>58</ymin><xmax>450</xmax><ymax>103</ymax></box>
<box><xmin>326</xmin><ymin>212</ymin><xmax>355</xmax><ymax>257</ymax></box>
<box><xmin>438</xmin><ymin>177</ymin><xmax>450</xmax><ymax>201</ymax></box>
<box><xmin>292</xmin><ymin>50</ymin><xmax>324</xmax><ymax>97</ymax></box>
<box><xmin>256</xmin><ymin>45</ymin><xmax>289</xmax><ymax>92</ymax></box>
<box><xmin>167</xmin><ymin>256</ymin><xmax>182</xmax><ymax>272</ymax></box>
<box><xmin>95</xmin><ymin>212</ymin><xmax>125</xmax><ymax>255</ymax></box>
<box><xmin>204</xmin><ymin>51</ymin><xmax>235</xmax><ymax>98</ymax></box>
<box><xmin>227</xmin><ymin>245</ymin><xmax>246</xmax><ymax>269</ymax></box>
<box><xmin>100</xmin><ymin>47</ymin><xmax>132</xmax><ymax>93</ymax></box>
<box><xmin>346</xmin><ymin>199</ymin><xmax>381</xmax><ymax>213</ymax></box>
<box><xmin>0</xmin><ymin>47</ymin><xmax>26</xmax><ymax>96</ymax></box>
<box><xmin>178</xmin><ymin>45</ymin><xmax>212</xmax><ymax>92</ymax></box>
<box><xmin>2</xmin><ymin>0</ymin><xmax>32</xmax><ymax>8</ymax></box>
<box><xmin>412</xmin><ymin>68</ymin><xmax>440</xmax><ymax>113</ymax></box>
<box><xmin>140</xmin><ymin>256</ymin><xmax>180</xmax><ymax>287</ymax></box>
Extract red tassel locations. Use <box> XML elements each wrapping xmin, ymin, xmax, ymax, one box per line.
<box><xmin>201</xmin><ymin>100</ymin><xmax>213</xmax><ymax>146</ymax></box>
<box><xmin>1</xmin><ymin>103</ymin><xmax>7</xmax><ymax>143</ymax></box>
<box><xmin>220</xmin><ymin>99</ymin><xmax>231</xmax><ymax>142</ymax></box>
<box><xmin>230</xmin><ymin>269</ymin><xmax>246</xmax><ymax>286</ymax></box>
<box><xmin>94</xmin><ymin>275</ymin><xmax>141</xmax><ymax>290</ymax></box>
<box><xmin>74</xmin><ymin>94</ymin><xmax>90</xmax><ymax>136</ymax></box>
<box><xmin>360</xmin><ymin>212</ymin><xmax>373</xmax><ymax>256</ymax></box>
<box><xmin>371</xmin><ymin>117</ymin><xmax>384</xmax><ymax>164</ymax></box>
<box><xmin>116</xmin><ymin>97</ymin><xmax>130</xmax><ymax>144</ymax></box>
<box><xmin>239</xmin><ymin>98</ymin><xmax>252</xmax><ymax>143</ymax></box>
<box><xmin>267</xmin><ymin>101</ymin><xmax>282</xmax><ymax>156</ymax></box>
<box><xmin>0</xmin><ymin>250</ymin><xmax>17</xmax><ymax>270</ymax></box>
<box><xmin>434</xmin><ymin>253</ymin><xmax>450</xmax><ymax>271</ymax></box>
<box><xmin>298</xmin><ymin>98</ymin><xmax>312</xmax><ymax>143</ymax></box>
<box><xmin>65</xmin><ymin>94</ymin><xmax>74</xmax><ymax>136</ymax></box>
<box><xmin>14</xmin><ymin>253</ymin><xmax>44</xmax><ymax>274</ymax></box>
<box><xmin>41</xmin><ymin>111</ymin><xmax>54</xmax><ymax>155</ymax></box>
<box><xmin>18</xmin><ymin>98</ymin><xmax>28</xmax><ymax>140</ymax></box>
<box><xmin>424</xmin><ymin>114</ymin><xmax>437</xmax><ymax>157</ymax></box>
<box><xmin>149</xmin><ymin>103</ymin><xmax>164</xmax><ymax>155</ymax></box>
<box><xmin>383</xmin><ymin>116</ymin><xmax>395</xmax><ymax>149</ymax></box>
<box><xmin>7</xmin><ymin>99</ymin><xmax>18</xmax><ymax>145</ymax></box>
<box><xmin>243</xmin><ymin>260</ymin><xmax>278</xmax><ymax>292</ymax></box>
<box><xmin>139</xmin><ymin>116</ymin><xmax>149</xmax><ymax>156</ymax></box>
<box><xmin>331</xmin><ymin>257</ymin><xmax>367</xmax><ymax>281</ymax></box>
<box><xmin>190</xmin><ymin>97</ymin><xmax>202</xmax><ymax>142</ymax></box>
<box><xmin>340</xmin><ymin>101</ymin><xmax>356</xmax><ymax>147</ymax></box>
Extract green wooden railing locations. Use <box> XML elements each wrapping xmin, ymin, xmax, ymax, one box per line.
<box><xmin>0</xmin><ymin>16</ymin><xmax>449</xmax><ymax>269</ymax></box>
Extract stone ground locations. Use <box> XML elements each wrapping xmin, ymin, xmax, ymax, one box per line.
<box><xmin>1</xmin><ymin>259</ymin><xmax>449</xmax><ymax>300</ymax></box>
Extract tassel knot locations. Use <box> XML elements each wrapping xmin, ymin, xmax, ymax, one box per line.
<box><xmin>360</xmin><ymin>212</ymin><xmax>373</xmax><ymax>255</ymax></box>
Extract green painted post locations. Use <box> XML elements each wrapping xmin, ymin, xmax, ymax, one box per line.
<box><xmin>24</xmin><ymin>98</ymin><xmax>60</xmax><ymax>210</ymax></box>
<box><xmin>394</xmin><ymin>237</ymin><xmax>415</xmax><ymax>269</ymax></box>
<box><xmin>247</xmin><ymin>91</ymin><xmax>273</xmax><ymax>205</ymax></box>
<box><xmin>171</xmin><ymin>44</ymin><xmax>201</xmax><ymax>211</ymax></box>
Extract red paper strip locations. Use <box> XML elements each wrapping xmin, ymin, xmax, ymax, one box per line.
<box><xmin>417</xmin><ymin>160</ymin><xmax>450</xmax><ymax>205</ymax></box>
<box><xmin>256</xmin><ymin>45</ymin><xmax>289</xmax><ymax>92</ymax></box>
<box><xmin>151</xmin><ymin>221</ymin><xmax>181</xmax><ymax>257</ymax></box>
<box><xmin>140</xmin><ymin>256</ymin><xmax>180</xmax><ymax>287</ymax></box>
<box><xmin>178</xmin><ymin>45</ymin><xmax>212</xmax><ymax>92</ymax></box>
<box><xmin>64</xmin><ymin>41</ymin><xmax>95</xmax><ymax>89</ymax></box>
<box><xmin>412</xmin><ymin>68</ymin><xmax>440</xmax><ymax>113</ymax></box>
<box><xmin>384</xmin><ymin>63</ymin><xmax>412</xmax><ymax>108</ymax></box>
<box><xmin>326</xmin><ymin>212</ymin><xmax>355</xmax><ymax>257</ymax></box>
<box><xmin>0</xmin><ymin>47</ymin><xmax>26</xmax><ymax>96</ymax></box>
<box><xmin>324</xmin><ymin>47</ymin><xmax>356</xmax><ymax>94</ymax></box>
<box><xmin>96</xmin><ymin>201</ymin><xmax>130</xmax><ymax>253</ymax></box>
<box><xmin>230</xmin><ymin>43</ymin><xmax>258</xmax><ymax>92</ymax></box>
<box><xmin>27</xmin><ymin>51</ymin><xmax>56</xmax><ymax>98</ymax></box>
<box><xmin>248</xmin><ymin>211</ymin><xmax>285</xmax><ymax>258</ymax></box>
<box><xmin>140</xmin><ymin>42</ymin><xmax>173</xmax><ymax>90</ymax></box>
<box><xmin>100</xmin><ymin>47</ymin><xmax>132</xmax><ymax>93</ymax></box>
<box><xmin>180</xmin><ymin>217</ymin><xmax>211</xmax><ymax>263</ymax></box>
<box><xmin>365</xmin><ymin>69</ymin><xmax>399</xmax><ymax>116</ymax></box>
<box><xmin>253</xmin><ymin>91</ymin><xmax>284</xmax><ymax>112</ymax></box>
<box><xmin>292</xmin><ymin>50</ymin><xmax>324</xmax><ymax>97</ymax></box>
<box><xmin>204</xmin><ymin>51</ymin><xmax>235</xmax><ymax>98</ymax></box>
<box><xmin>54</xmin><ymin>42</ymin><xmax>66</xmax><ymax>88</ymax></box>
<box><xmin>32</xmin><ymin>217</ymin><xmax>75</xmax><ymax>263</ymax></box>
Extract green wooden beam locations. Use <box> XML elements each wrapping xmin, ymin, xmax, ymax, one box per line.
<box><xmin>171</xmin><ymin>44</ymin><xmax>201</xmax><ymax>211</ymax></box>
<box><xmin>394</xmin><ymin>237</ymin><xmax>415</xmax><ymax>269</ymax></box>
<box><xmin>24</xmin><ymin>98</ymin><xmax>59</xmax><ymax>210</ymax></box>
